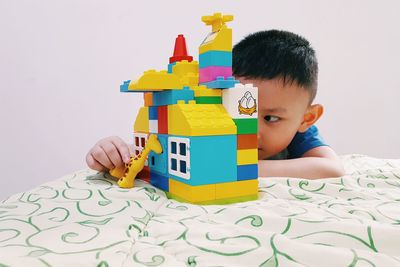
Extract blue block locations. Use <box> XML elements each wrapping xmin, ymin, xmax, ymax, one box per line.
<box><xmin>149</xmin><ymin>134</ymin><xmax>168</xmax><ymax>175</ymax></box>
<box><xmin>168</xmin><ymin>62</ymin><xmax>177</xmax><ymax>73</ymax></box>
<box><xmin>237</xmin><ymin>164</ymin><xmax>258</xmax><ymax>181</ymax></box>
<box><xmin>169</xmin><ymin>135</ymin><xmax>237</xmax><ymax>186</ymax></box>
<box><xmin>120</xmin><ymin>80</ymin><xmax>131</xmax><ymax>92</ymax></box>
<box><xmin>200</xmin><ymin>76</ymin><xmax>239</xmax><ymax>89</ymax></box>
<box><xmin>150</xmin><ymin>171</ymin><xmax>169</xmax><ymax>191</ymax></box>
<box><xmin>149</xmin><ymin>106</ymin><xmax>158</xmax><ymax>120</ymax></box>
<box><xmin>152</xmin><ymin>87</ymin><xmax>194</xmax><ymax>106</ymax></box>
<box><xmin>199</xmin><ymin>51</ymin><xmax>232</xmax><ymax>68</ymax></box>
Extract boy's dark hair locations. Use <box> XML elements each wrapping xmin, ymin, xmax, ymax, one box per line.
<box><xmin>233</xmin><ymin>30</ymin><xmax>318</xmax><ymax>102</ymax></box>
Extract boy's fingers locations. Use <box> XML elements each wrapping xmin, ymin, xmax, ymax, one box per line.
<box><xmin>100</xmin><ymin>142</ymin><xmax>123</xmax><ymax>169</ymax></box>
<box><xmin>86</xmin><ymin>153</ymin><xmax>106</xmax><ymax>172</ymax></box>
<box><xmin>111</xmin><ymin>137</ymin><xmax>131</xmax><ymax>164</ymax></box>
<box><xmin>91</xmin><ymin>146</ymin><xmax>115</xmax><ymax>170</ymax></box>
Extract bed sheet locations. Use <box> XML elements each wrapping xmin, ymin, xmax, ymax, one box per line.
<box><xmin>1</xmin><ymin>154</ymin><xmax>400</xmax><ymax>266</ymax></box>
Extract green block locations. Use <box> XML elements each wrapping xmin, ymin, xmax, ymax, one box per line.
<box><xmin>233</xmin><ymin>118</ymin><xmax>258</xmax><ymax>134</ymax></box>
<box><xmin>195</xmin><ymin>96</ymin><xmax>222</xmax><ymax>104</ymax></box>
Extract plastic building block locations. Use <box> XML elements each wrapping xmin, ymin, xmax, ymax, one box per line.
<box><xmin>128</xmin><ymin>70</ymin><xmax>184</xmax><ymax>91</ymax></box>
<box><xmin>168</xmin><ymin>179</ymin><xmax>215</xmax><ymax>203</ymax></box>
<box><xmin>237</xmin><ymin>134</ymin><xmax>258</xmax><ymax>149</ymax></box>
<box><xmin>120</xmin><ymin>80</ymin><xmax>131</xmax><ymax>92</ymax></box>
<box><xmin>166</xmin><ymin>191</ymin><xmax>258</xmax><ymax>205</ymax></box>
<box><xmin>199</xmin><ymin>50</ymin><xmax>232</xmax><ymax>68</ymax></box>
<box><xmin>169</xmin><ymin>34</ymin><xmax>193</xmax><ymax>64</ymax></box>
<box><xmin>149</xmin><ymin>120</ymin><xmax>158</xmax><ymax>133</ymax></box>
<box><xmin>137</xmin><ymin>166</ymin><xmax>150</xmax><ymax>183</ymax></box>
<box><xmin>215</xmin><ymin>179</ymin><xmax>258</xmax><ymax>199</ymax></box>
<box><xmin>168</xmin><ymin>100</ymin><xmax>236</xmax><ymax>136</ymax></box>
<box><xmin>111</xmin><ymin>134</ymin><xmax>163</xmax><ymax>188</ymax></box>
<box><xmin>172</xmin><ymin>60</ymin><xmax>199</xmax><ymax>86</ymax></box>
<box><xmin>237</xmin><ymin>149</ymin><xmax>258</xmax><ymax>165</ymax></box>
<box><xmin>157</xmin><ymin>106</ymin><xmax>168</xmax><ymax>134</ymax></box>
<box><xmin>199</xmin><ymin>66</ymin><xmax>232</xmax><ymax>83</ymax></box>
<box><xmin>233</xmin><ymin>118</ymin><xmax>257</xmax><ymax>134</ymax></box>
<box><xmin>237</xmin><ymin>164</ymin><xmax>258</xmax><ymax>181</ymax></box>
<box><xmin>168</xmin><ymin>62</ymin><xmax>177</xmax><ymax>74</ymax></box>
<box><xmin>192</xmin><ymin>85</ymin><xmax>222</xmax><ymax>97</ymax></box>
<box><xmin>195</xmin><ymin>96</ymin><xmax>222</xmax><ymax>104</ymax></box>
<box><xmin>150</xmin><ymin>171</ymin><xmax>169</xmax><ymax>191</ymax></box>
<box><xmin>222</xmin><ymin>83</ymin><xmax>258</xmax><ymax>119</ymax></box>
<box><xmin>149</xmin><ymin>106</ymin><xmax>158</xmax><ymax>120</ymax></box>
<box><xmin>134</xmin><ymin>107</ymin><xmax>149</xmax><ymax>133</ymax></box>
<box><xmin>199</xmin><ymin>13</ymin><xmax>233</xmax><ymax>53</ymax></box>
<box><xmin>152</xmin><ymin>88</ymin><xmax>194</xmax><ymax>106</ymax></box>
<box><xmin>168</xmin><ymin>135</ymin><xmax>237</xmax><ymax>186</ymax></box>
<box><xmin>200</xmin><ymin>76</ymin><xmax>239</xmax><ymax>89</ymax></box>
<box><xmin>148</xmin><ymin>134</ymin><xmax>168</xmax><ymax>175</ymax></box>
<box><xmin>143</xmin><ymin>92</ymin><xmax>153</xmax><ymax>106</ymax></box>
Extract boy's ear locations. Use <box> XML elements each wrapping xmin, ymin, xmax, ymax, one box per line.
<box><xmin>298</xmin><ymin>104</ymin><xmax>324</xmax><ymax>133</ymax></box>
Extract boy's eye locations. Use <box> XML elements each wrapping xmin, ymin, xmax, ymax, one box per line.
<box><xmin>264</xmin><ymin>115</ymin><xmax>280</xmax><ymax>122</ymax></box>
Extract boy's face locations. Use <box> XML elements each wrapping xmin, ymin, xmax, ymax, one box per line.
<box><xmin>238</xmin><ymin>77</ymin><xmax>311</xmax><ymax>159</ymax></box>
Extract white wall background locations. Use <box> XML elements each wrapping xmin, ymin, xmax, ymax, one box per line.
<box><xmin>1</xmin><ymin>0</ymin><xmax>399</xmax><ymax>200</ymax></box>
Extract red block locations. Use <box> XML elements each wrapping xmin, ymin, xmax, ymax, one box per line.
<box><xmin>158</xmin><ymin>105</ymin><xmax>168</xmax><ymax>134</ymax></box>
<box><xmin>169</xmin><ymin>34</ymin><xmax>193</xmax><ymax>64</ymax></box>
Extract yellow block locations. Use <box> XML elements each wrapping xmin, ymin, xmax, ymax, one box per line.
<box><xmin>237</xmin><ymin>149</ymin><xmax>258</xmax><ymax>165</ymax></box>
<box><xmin>215</xmin><ymin>180</ymin><xmax>258</xmax><ymax>199</ymax></box>
<box><xmin>128</xmin><ymin>70</ymin><xmax>183</xmax><ymax>90</ymax></box>
<box><xmin>192</xmin><ymin>85</ymin><xmax>222</xmax><ymax>97</ymax></box>
<box><xmin>169</xmin><ymin>179</ymin><xmax>215</xmax><ymax>203</ymax></box>
<box><xmin>134</xmin><ymin>107</ymin><xmax>149</xmax><ymax>133</ymax></box>
<box><xmin>172</xmin><ymin>60</ymin><xmax>199</xmax><ymax>87</ymax></box>
<box><xmin>199</xmin><ymin>26</ymin><xmax>232</xmax><ymax>54</ymax></box>
<box><xmin>168</xmin><ymin>101</ymin><xmax>236</xmax><ymax>136</ymax></box>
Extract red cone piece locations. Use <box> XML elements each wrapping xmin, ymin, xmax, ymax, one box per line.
<box><xmin>169</xmin><ymin>34</ymin><xmax>193</xmax><ymax>64</ymax></box>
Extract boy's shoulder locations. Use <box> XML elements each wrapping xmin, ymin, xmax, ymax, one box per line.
<box><xmin>268</xmin><ymin>125</ymin><xmax>328</xmax><ymax>160</ymax></box>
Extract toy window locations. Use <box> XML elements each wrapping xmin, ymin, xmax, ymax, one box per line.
<box><xmin>132</xmin><ymin>133</ymin><xmax>148</xmax><ymax>166</ymax></box>
<box><xmin>168</xmin><ymin>137</ymin><xmax>190</xmax><ymax>179</ymax></box>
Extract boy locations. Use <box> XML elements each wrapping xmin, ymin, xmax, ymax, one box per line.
<box><xmin>86</xmin><ymin>30</ymin><xmax>345</xmax><ymax>179</ymax></box>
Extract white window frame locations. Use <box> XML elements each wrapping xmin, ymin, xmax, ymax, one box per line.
<box><xmin>168</xmin><ymin>137</ymin><xmax>190</xmax><ymax>179</ymax></box>
<box><xmin>132</xmin><ymin>133</ymin><xmax>148</xmax><ymax>166</ymax></box>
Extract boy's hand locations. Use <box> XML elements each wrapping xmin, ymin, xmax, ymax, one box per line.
<box><xmin>86</xmin><ymin>136</ymin><xmax>131</xmax><ymax>172</ymax></box>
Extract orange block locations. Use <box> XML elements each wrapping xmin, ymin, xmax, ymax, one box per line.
<box><xmin>237</xmin><ymin>134</ymin><xmax>257</xmax><ymax>149</ymax></box>
<box><xmin>144</xmin><ymin>92</ymin><xmax>153</xmax><ymax>106</ymax></box>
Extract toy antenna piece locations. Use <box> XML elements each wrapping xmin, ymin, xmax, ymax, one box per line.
<box><xmin>169</xmin><ymin>34</ymin><xmax>193</xmax><ymax>64</ymax></box>
<box><xmin>201</xmin><ymin>13</ymin><xmax>234</xmax><ymax>32</ymax></box>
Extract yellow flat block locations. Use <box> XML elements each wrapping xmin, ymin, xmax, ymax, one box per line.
<box><xmin>215</xmin><ymin>179</ymin><xmax>258</xmax><ymax>199</ymax></box>
<box><xmin>169</xmin><ymin>179</ymin><xmax>215</xmax><ymax>203</ymax></box>
<box><xmin>129</xmin><ymin>70</ymin><xmax>183</xmax><ymax>90</ymax></box>
<box><xmin>134</xmin><ymin>107</ymin><xmax>149</xmax><ymax>133</ymax></box>
<box><xmin>172</xmin><ymin>60</ymin><xmax>199</xmax><ymax>77</ymax></box>
<box><xmin>192</xmin><ymin>85</ymin><xmax>222</xmax><ymax>97</ymax></box>
<box><xmin>168</xmin><ymin>102</ymin><xmax>236</xmax><ymax>136</ymax></box>
<box><xmin>237</xmin><ymin>149</ymin><xmax>258</xmax><ymax>165</ymax></box>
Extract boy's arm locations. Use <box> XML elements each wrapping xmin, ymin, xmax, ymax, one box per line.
<box><xmin>258</xmin><ymin>146</ymin><xmax>345</xmax><ymax>179</ymax></box>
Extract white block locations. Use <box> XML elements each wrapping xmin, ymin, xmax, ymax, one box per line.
<box><xmin>149</xmin><ymin>120</ymin><xmax>158</xmax><ymax>134</ymax></box>
<box><xmin>222</xmin><ymin>83</ymin><xmax>258</xmax><ymax>119</ymax></box>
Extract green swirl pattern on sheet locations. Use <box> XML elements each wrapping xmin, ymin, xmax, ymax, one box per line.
<box><xmin>1</xmin><ymin>154</ymin><xmax>400</xmax><ymax>266</ymax></box>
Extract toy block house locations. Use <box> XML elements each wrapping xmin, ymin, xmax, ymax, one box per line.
<box><xmin>119</xmin><ymin>13</ymin><xmax>259</xmax><ymax>204</ymax></box>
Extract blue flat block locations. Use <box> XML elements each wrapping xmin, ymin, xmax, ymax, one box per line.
<box><xmin>168</xmin><ymin>62</ymin><xmax>177</xmax><ymax>73</ymax></box>
<box><xmin>169</xmin><ymin>135</ymin><xmax>237</xmax><ymax>186</ymax></box>
<box><xmin>237</xmin><ymin>164</ymin><xmax>258</xmax><ymax>181</ymax></box>
<box><xmin>199</xmin><ymin>51</ymin><xmax>232</xmax><ymax>68</ymax></box>
<box><xmin>149</xmin><ymin>106</ymin><xmax>158</xmax><ymax>120</ymax></box>
<box><xmin>120</xmin><ymin>80</ymin><xmax>131</xmax><ymax>92</ymax></box>
<box><xmin>152</xmin><ymin>88</ymin><xmax>194</xmax><ymax>106</ymax></box>
<box><xmin>150</xmin><ymin>171</ymin><xmax>169</xmax><ymax>191</ymax></box>
<box><xmin>200</xmin><ymin>76</ymin><xmax>239</xmax><ymax>89</ymax></box>
<box><xmin>149</xmin><ymin>134</ymin><xmax>168</xmax><ymax>175</ymax></box>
